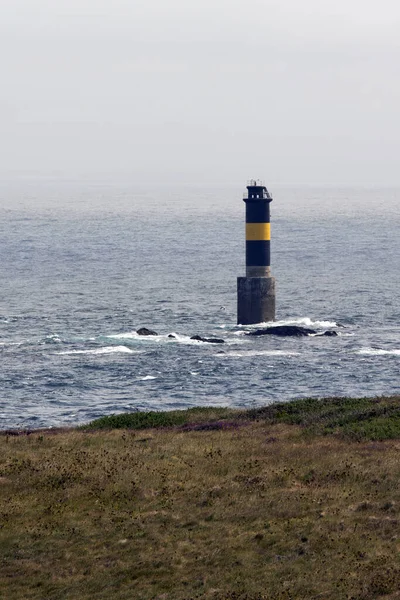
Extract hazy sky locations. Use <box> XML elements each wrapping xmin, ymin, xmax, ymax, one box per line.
<box><xmin>1</xmin><ymin>0</ymin><xmax>400</xmax><ymax>184</ymax></box>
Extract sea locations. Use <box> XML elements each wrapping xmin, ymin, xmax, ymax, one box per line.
<box><xmin>0</xmin><ymin>181</ymin><xmax>399</xmax><ymax>430</ymax></box>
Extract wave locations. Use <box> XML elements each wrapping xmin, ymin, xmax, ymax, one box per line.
<box><xmin>163</xmin><ymin>333</ymin><xmax>206</xmax><ymax>345</ymax></box>
<box><xmin>57</xmin><ymin>346</ymin><xmax>138</xmax><ymax>356</ymax></box>
<box><xmin>219</xmin><ymin>350</ymin><xmax>301</xmax><ymax>358</ymax></box>
<box><xmin>105</xmin><ymin>331</ymin><xmax>162</xmax><ymax>341</ymax></box>
<box><xmin>172</xmin><ymin>333</ymin><xmax>240</xmax><ymax>346</ymax></box>
<box><xmin>232</xmin><ymin>317</ymin><xmax>340</xmax><ymax>332</ymax></box>
<box><xmin>105</xmin><ymin>331</ymin><xmax>235</xmax><ymax>346</ymax></box>
<box><xmin>257</xmin><ymin>317</ymin><xmax>338</xmax><ymax>328</ymax></box>
<box><xmin>357</xmin><ymin>347</ymin><xmax>400</xmax><ymax>357</ymax></box>
<box><xmin>138</xmin><ymin>375</ymin><xmax>157</xmax><ymax>381</ymax></box>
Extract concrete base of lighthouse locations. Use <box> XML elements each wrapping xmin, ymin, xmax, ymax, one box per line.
<box><xmin>237</xmin><ymin>276</ymin><xmax>276</xmax><ymax>325</ymax></box>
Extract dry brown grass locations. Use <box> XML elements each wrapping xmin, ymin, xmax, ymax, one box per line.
<box><xmin>1</xmin><ymin>420</ymin><xmax>400</xmax><ymax>599</ymax></box>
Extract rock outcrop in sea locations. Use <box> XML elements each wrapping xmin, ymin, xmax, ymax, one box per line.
<box><xmin>247</xmin><ymin>325</ymin><xmax>316</xmax><ymax>337</ymax></box>
<box><xmin>190</xmin><ymin>335</ymin><xmax>225</xmax><ymax>344</ymax></box>
<box><xmin>136</xmin><ymin>327</ymin><xmax>158</xmax><ymax>336</ymax></box>
<box><xmin>136</xmin><ymin>325</ymin><xmax>338</xmax><ymax>342</ymax></box>
<box><xmin>247</xmin><ymin>325</ymin><xmax>338</xmax><ymax>337</ymax></box>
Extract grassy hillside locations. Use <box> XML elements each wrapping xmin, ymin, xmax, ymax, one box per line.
<box><xmin>1</xmin><ymin>396</ymin><xmax>400</xmax><ymax>599</ymax></box>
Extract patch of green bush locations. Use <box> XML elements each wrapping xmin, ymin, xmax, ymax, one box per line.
<box><xmin>247</xmin><ymin>395</ymin><xmax>400</xmax><ymax>440</ymax></box>
<box><xmin>84</xmin><ymin>411</ymin><xmax>187</xmax><ymax>430</ymax></box>
<box><xmin>84</xmin><ymin>407</ymin><xmax>235</xmax><ymax>430</ymax></box>
<box><xmin>340</xmin><ymin>415</ymin><xmax>400</xmax><ymax>441</ymax></box>
<box><xmin>245</xmin><ymin>396</ymin><xmax>377</xmax><ymax>425</ymax></box>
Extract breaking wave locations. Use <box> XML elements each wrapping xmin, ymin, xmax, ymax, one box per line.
<box><xmin>238</xmin><ymin>317</ymin><xmax>340</xmax><ymax>329</ymax></box>
<box><xmin>105</xmin><ymin>331</ymin><xmax>236</xmax><ymax>345</ymax></box>
<box><xmin>57</xmin><ymin>346</ymin><xmax>137</xmax><ymax>356</ymax></box>
<box><xmin>219</xmin><ymin>350</ymin><xmax>301</xmax><ymax>358</ymax></box>
<box><xmin>357</xmin><ymin>348</ymin><xmax>400</xmax><ymax>357</ymax></box>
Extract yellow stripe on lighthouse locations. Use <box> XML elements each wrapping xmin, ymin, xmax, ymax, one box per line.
<box><xmin>245</xmin><ymin>222</ymin><xmax>271</xmax><ymax>241</ymax></box>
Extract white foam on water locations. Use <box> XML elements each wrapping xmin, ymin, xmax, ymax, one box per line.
<box><xmin>286</xmin><ymin>317</ymin><xmax>338</xmax><ymax>328</ymax></box>
<box><xmin>158</xmin><ymin>333</ymin><xmax>201</xmax><ymax>345</ymax></box>
<box><xmin>169</xmin><ymin>334</ymin><xmax>228</xmax><ymax>346</ymax></box>
<box><xmin>357</xmin><ymin>348</ymin><xmax>400</xmax><ymax>357</ymax></box>
<box><xmin>106</xmin><ymin>331</ymin><xmax>164</xmax><ymax>341</ymax></box>
<box><xmin>219</xmin><ymin>350</ymin><xmax>301</xmax><ymax>358</ymax></box>
<box><xmin>106</xmin><ymin>331</ymin><xmax>189</xmax><ymax>344</ymax></box>
<box><xmin>237</xmin><ymin>317</ymin><xmax>339</xmax><ymax>330</ymax></box>
<box><xmin>105</xmin><ymin>331</ymin><xmax>245</xmax><ymax>346</ymax></box>
<box><xmin>43</xmin><ymin>335</ymin><xmax>62</xmax><ymax>342</ymax></box>
<box><xmin>107</xmin><ymin>332</ymin><xmax>140</xmax><ymax>339</ymax></box>
<box><xmin>57</xmin><ymin>346</ymin><xmax>137</xmax><ymax>356</ymax></box>
<box><xmin>272</xmin><ymin>317</ymin><xmax>339</xmax><ymax>328</ymax></box>
<box><xmin>139</xmin><ymin>375</ymin><xmax>157</xmax><ymax>380</ymax></box>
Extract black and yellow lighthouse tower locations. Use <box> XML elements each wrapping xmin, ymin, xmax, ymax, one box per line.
<box><xmin>237</xmin><ymin>180</ymin><xmax>276</xmax><ymax>324</ymax></box>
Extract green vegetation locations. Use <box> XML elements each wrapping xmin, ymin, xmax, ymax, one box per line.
<box><xmin>85</xmin><ymin>395</ymin><xmax>400</xmax><ymax>441</ymax></box>
<box><xmin>1</xmin><ymin>395</ymin><xmax>400</xmax><ymax>599</ymax></box>
<box><xmin>84</xmin><ymin>406</ymin><xmax>237</xmax><ymax>431</ymax></box>
<box><xmin>246</xmin><ymin>395</ymin><xmax>400</xmax><ymax>440</ymax></box>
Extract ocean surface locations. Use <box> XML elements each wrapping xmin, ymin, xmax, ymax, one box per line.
<box><xmin>0</xmin><ymin>182</ymin><xmax>399</xmax><ymax>430</ymax></box>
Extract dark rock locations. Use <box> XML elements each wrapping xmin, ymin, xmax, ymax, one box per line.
<box><xmin>168</xmin><ymin>334</ymin><xmax>177</xmax><ymax>339</ymax></box>
<box><xmin>136</xmin><ymin>327</ymin><xmax>158</xmax><ymax>336</ymax></box>
<box><xmin>247</xmin><ymin>325</ymin><xmax>316</xmax><ymax>337</ymax></box>
<box><xmin>316</xmin><ymin>330</ymin><xmax>339</xmax><ymax>337</ymax></box>
<box><xmin>190</xmin><ymin>335</ymin><xmax>225</xmax><ymax>344</ymax></box>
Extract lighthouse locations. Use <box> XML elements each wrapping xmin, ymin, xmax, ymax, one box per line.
<box><xmin>237</xmin><ymin>180</ymin><xmax>276</xmax><ymax>324</ymax></box>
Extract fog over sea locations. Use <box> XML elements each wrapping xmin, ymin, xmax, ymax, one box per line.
<box><xmin>0</xmin><ymin>182</ymin><xmax>399</xmax><ymax>430</ymax></box>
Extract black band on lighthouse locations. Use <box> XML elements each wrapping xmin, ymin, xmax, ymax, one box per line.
<box><xmin>246</xmin><ymin>241</ymin><xmax>271</xmax><ymax>267</ymax></box>
<box><xmin>246</xmin><ymin>201</ymin><xmax>270</xmax><ymax>223</ymax></box>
